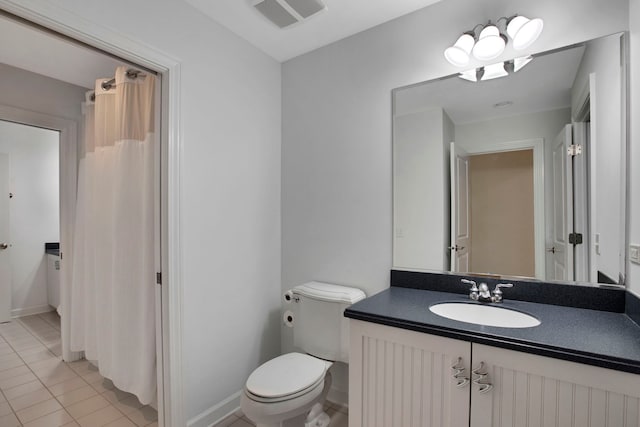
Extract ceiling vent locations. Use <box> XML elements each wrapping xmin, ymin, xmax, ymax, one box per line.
<box><xmin>253</xmin><ymin>0</ymin><xmax>326</xmax><ymax>29</ymax></box>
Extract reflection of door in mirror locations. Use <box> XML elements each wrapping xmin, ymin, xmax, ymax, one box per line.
<box><xmin>449</xmin><ymin>142</ymin><xmax>469</xmax><ymax>272</ymax></box>
<box><xmin>551</xmin><ymin>125</ymin><xmax>574</xmax><ymax>281</ymax></box>
<box><xmin>465</xmin><ymin>149</ymin><xmax>535</xmax><ymax>278</ymax></box>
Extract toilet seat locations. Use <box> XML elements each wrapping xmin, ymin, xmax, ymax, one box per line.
<box><xmin>245</xmin><ymin>353</ymin><xmax>330</xmax><ymax>402</ymax></box>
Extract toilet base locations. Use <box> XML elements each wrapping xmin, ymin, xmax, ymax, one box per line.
<box><xmin>243</xmin><ymin>372</ymin><xmax>332</xmax><ymax>427</ymax></box>
<box><xmin>255</xmin><ymin>404</ymin><xmax>330</xmax><ymax>427</ymax></box>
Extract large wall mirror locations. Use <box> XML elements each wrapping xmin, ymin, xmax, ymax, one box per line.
<box><xmin>392</xmin><ymin>32</ymin><xmax>628</xmax><ymax>287</ymax></box>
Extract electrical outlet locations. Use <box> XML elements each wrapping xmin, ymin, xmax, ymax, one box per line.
<box><xmin>630</xmin><ymin>244</ymin><xmax>640</xmax><ymax>265</ymax></box>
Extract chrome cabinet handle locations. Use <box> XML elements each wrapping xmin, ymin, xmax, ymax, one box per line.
<box><xmin>472</xmin><ymin>362</ymin><xmax>493</xmax><ymax>393</ymax></box>
<box><xmin>451</xmin><ymin>357</ymin><xmax>469</xmax><ymax>388</ymax></box>
<box><xmin>0</xmin><ymin>243</ymin><xmax>8</xmax><ymax>250</ymax></box>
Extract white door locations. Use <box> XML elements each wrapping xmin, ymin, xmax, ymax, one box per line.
<box><xmin>450</xmin><ymin>142</ymin><xmax>470</xmax><ymax>272</ymax></box>
<box><xmin>0</xmin><ymin>153</ymin><xmax>11</xmax><ymax>322</ymax></box>
<box><xmin>550</xmin><ymin>125</ymin><xmax>573</xmax><ymax>281</ymax></box>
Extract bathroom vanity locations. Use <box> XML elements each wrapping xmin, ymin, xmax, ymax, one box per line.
<box><xmin>344</xmin><ymin>271</ymin><xmax>640</xmax><ymax>427</ymax></box>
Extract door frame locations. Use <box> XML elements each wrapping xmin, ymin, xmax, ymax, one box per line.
<box><xmin>0</xmin><ymin>105</ymin><xmax>77</xmax><ymax>329</ymax></box>
<box><xmin>464</xmin><ymin>138</ymin><xmax>545</xmax><ymax>279</ymax></box>
<box><xmin>0</xmin><ymin>2</ymin><xmax>185</xmax><ymax>426</ymax></box>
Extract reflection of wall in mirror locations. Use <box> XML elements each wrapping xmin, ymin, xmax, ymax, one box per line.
<box><xmin>571</xmin><ymin>35</ymin><xmax>622</xmax><ymax>282</ymax></box>
<box><xmin>393</xmin><ymin>107</ymin><xmax>453</xmax><ymax>270</ymax></box>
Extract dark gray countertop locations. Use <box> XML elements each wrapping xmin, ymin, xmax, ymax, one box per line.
<box><xmin>345</xmin><ymin>287</ymin><xmax>640</xmax><ymax>374</ymax></box>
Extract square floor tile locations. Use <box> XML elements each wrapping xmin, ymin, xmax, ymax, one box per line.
<box><xmin>0</xmin><ymin>357</ymin><xmax>24</xmax><ymax>372</ymax></box>
<box><xmin>105</xmin><ymin>416</ymin><xmax>138</xmax><ymax>427</ymax></box>
<box><xmin>0</xmin><ymin>371</ymin><xmax>38</xmax><ymax>390</ymax></box>
<box><xmin>109</xmin><ymin>395</ymin><xmax>143</xmax><ymax>415</ymax></box>
<box><xmin>125</xmin><ymin>405</ymin><xmax>157</xmax><ymax>426</ymax></box>
<box><xmin>16</xmin><ymin>398</ymin><xmax>63</xmax><ymax>423</ymax></box>
<box><xmin>0</xmin><ymin>365</ymin><xmax>31</xmax><ymax>382</ymax></box>
<box><xmin>90</xmin><ymin>378</ymin><xmax>116</xmax><ymax>394</ymax></box>
<box><xmin>76</xmin><ymin>405</ymin><xmax>123</xmax><ymax>427</ymax></box>
<box><xmin>47</xmin><ymin>377</ymin><xmax>88</xmax><ymax>397</ymax></box>
<box><xmin>22</xmin><ymin>408</ymin><xmax>74</xmax><ymax>427</ymax></box>
<box><xmin>56</xmin><ymin>385</ymin><xmax>98</xmax><ymax>407</ymax></box>
<box><xmin>0</xmin><ymin>411</ymin><xmax>20</xmax><ymax>427</ymax></box>
<box><xmin>65</xmin><ymin>394</ymin><xmax>111</xmax><ymax>419</ymax></box>
<box><xmin>3</xmin><ymin>380</ymin><xmax>47</xmax><ymax>401</ymax></box>
<box><xmin>0</xmin><ymin>401</ymin><xmax>12</xmax><ymax>416</ymax></box>
<box><xmin>8</xmin><ymin>387</ymin><xmax>53</xmax><ymax>412</ymax></box>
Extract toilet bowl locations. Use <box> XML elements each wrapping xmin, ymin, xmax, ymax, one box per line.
<box><xmin>241</xmin><ymin>353</ymin><xmax>333</xmax><ymax>427</ymax></box>
<box><xmin>240</xmin><ymin>282</ymin><xmax>366</xmax><ymax>427</ymax></box>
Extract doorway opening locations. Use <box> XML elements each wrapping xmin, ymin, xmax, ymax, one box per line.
<box><xmin>0</xmin><ymin>8</ymin><xmax>177</xmax><ymax>425</ymax></box>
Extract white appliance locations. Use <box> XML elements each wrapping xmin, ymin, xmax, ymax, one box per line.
<box><xmin>241</xmin><ymin>282</ymin><xmax>365</xmax><ymax>427</ymax></box>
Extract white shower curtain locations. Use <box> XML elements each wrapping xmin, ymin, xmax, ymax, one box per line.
<box><xmin>70</xmin><ymin>66</ymin><xmax>156</xmax><ymax>405</ymax></box>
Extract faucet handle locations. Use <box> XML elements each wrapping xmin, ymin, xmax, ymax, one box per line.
<box><xmin>461</xmin><ymin>279</ymin><xmax>479</xmax><ymax>300</ymax></box>
<box><xmin>492</xmin><ymin>283</ymin><xmax>513</xmax><ymax>303</ymax></box>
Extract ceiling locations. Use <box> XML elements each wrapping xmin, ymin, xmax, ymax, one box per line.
<box><xmin>0</xmin><ymin>14</ymin><xmax>125</xmax><ymax>89</ymax></box>
<box><xmin>183</xmin><ymin>0</ymin><xmax>442</xmax><ymax>62</ymax></box>
<box><xmin>394</xmin><ymin>45</ymin><xmax>586</xmax><ymax>124</ymax></box>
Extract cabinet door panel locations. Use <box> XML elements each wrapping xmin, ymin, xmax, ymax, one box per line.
<box><xmin>471</xmin><ymin>344</ymin><xmax>640</xmax><ymax>427</ymax></box>
<box><xmin>349</xmin><ymin>320</ymin><xmax>471</xmax><ymax>427</ymax></box>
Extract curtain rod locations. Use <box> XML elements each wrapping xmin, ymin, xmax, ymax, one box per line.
<box><xmin>89</xmin><ymin>69</ymin><xmax>145</xmax><ymax>101</ymax></box>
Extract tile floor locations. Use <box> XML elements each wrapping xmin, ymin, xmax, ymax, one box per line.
<box><xmin>212</xmin><ymin>402</ymin><xmax>348</xmax><ymax>427</ymax></box>
<box><xmin>0</xmin><ymin>312</ymin><xmax>158</xmax><ymax>427</ymax></box>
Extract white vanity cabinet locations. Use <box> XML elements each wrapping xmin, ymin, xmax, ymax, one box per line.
<box><xmin>349</xmin><ymin>320</ymin><xmax>640</xmax><ymax>427</ymax></box>
<box><xmin>349</xmin><ymin>319</ymin><xmax>471</xmax><ymax>427</ymax></box>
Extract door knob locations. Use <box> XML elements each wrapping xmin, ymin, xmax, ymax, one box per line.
<box><xmin>0</xmin><ymin>243</ymin><xmax>8</xmax><ymax>250</ymax></box>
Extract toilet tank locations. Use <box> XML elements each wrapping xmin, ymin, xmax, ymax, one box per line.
<box><xmin>290</xmin><ymin>282</ymin><xmax>366</xmax><ymax>363</ymax></box>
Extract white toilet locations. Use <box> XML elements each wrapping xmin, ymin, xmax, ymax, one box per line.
<box><xmin>241</xmin><ymin>282</ymin><xmax>366</xmax><ymax>427</ymax></box>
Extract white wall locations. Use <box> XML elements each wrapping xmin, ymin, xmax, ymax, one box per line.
<box><xmin>393</xmin><ymin>108</ymin><xmax>449</xmax><ymax>270</ymax></box>
<box><xmin>571</xmin><ymin>35</ymin><xmax>623</xmax><ymax>281</ymax></box>
<box><xmin>629</xmin><ymin>0</ymin><xmax>640</xmax><ymax>296</ymax></box>
<box><xmin>0</xmin><ymin>120</ymin><xmax>59</xmax><ymax>315</ymax></box>
<box><xmin>282</xmin><ymin>0</ymin><xmax>628</xmax><ymax>302</ymax></box>
<box><xmin>7</xmin><ymin>0</ymin><xmax>283</xmax><ymax>423</ymax></box>
<box><xmin>455</xmin><ymin>108</ymin><xmax>571</xmax><ymax>278</ymax></box>
<box><xmin>0</xmin><ymin>63</ymin><xmax>86</xmax><ymax>122</ymax></box>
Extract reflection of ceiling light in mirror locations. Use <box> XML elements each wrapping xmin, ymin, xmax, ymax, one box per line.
<box><xmin>514</xmin><ymin>55</ymin><xmax>533</xmax><ymax>72</ymax></box>
<box><xmin>472</xmin><ymin>25</ymin><xmax>506</xmax><ymax>61</ymax></box>
<box><xmin>481</xmin><ymin>62</ymin><xmax>508</xmax><ymax>80</ymax></box>
<box><xmin>458</xmin><ymin>68</ymin><xmax>485</xmax><ymax>82</ymax></box>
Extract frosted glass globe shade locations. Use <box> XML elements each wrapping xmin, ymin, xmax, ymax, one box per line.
<box><xmin>472</xmin><ymin>25</ymin><xmax>505</xmax><ymax>61</ymax></box>
<box><xmin>444</xmin><ymin>34</ymin><xmax>475</xmax><ymax>67</ymax></box>
<box><xmin>507</xmin><ymin>16</ymin><xmax>544</xmax><ymax>50</ymax></box>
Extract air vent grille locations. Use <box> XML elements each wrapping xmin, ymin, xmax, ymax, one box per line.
<box><xmin>283</xmin><ymin>0</ymin><xmax>325</xmax><ymax>19</ymax></box>
<box><xmin>253</xmin><ymin>0</ymin><xmax>326</xmax><ymax>29</ymax></box>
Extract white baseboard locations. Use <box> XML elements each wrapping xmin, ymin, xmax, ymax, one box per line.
<box><xmin>187</xmin><ymin>391</ymin><xmax>241</xmax><ymax>427</ymax></box>
<box><xmin>11</xmin><ymin>305</ymin><xmax>54</xmax><ymax>318</ymax></box>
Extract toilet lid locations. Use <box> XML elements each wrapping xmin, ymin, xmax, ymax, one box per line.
<box><xmin>246</xmin><ymin>352</ymin><xmax>327</xmax><ymax>399</ymax></box>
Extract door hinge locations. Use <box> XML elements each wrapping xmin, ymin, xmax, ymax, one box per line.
<box><xmin>567</xmin><ymin>144</ymin><xmax>582</xmax><ymax>156</ymax></box>
<box><xmin>569</xmin><ymin>233</ymin><xmax>583</xmax><ymax>245</ymax></box>
<box><xmin>156</xmin><ymin>272</ymin><xmax>162</xmax><ymax>285</ymax></box>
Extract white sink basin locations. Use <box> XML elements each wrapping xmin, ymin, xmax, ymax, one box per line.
<box><xmin>429</xmin><ymin>302</ymin><xmax>541</xmax><ymax>328</ymax></box>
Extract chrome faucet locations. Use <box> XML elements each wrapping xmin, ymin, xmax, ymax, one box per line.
<box><xmin>461</xmin><ymin>279</ymin><xmax>513</xmax><ymax>303</ymax></box>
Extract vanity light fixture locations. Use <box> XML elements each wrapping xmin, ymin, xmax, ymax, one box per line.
<box><xmin>444</xmin><ymin>15</ymin><xmax>543</xmax><ymax>67</ymax></box>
